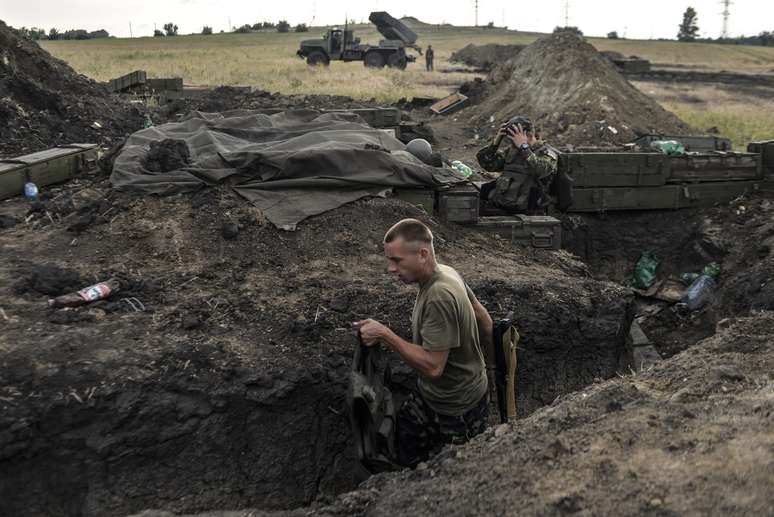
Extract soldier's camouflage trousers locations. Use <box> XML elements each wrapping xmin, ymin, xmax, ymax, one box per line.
<box><xmin>396</xmin><ymin>390</ymin><xmax>489</xmax><ymax>467</ymax></box>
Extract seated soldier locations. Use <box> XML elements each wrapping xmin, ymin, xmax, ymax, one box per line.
<box><xmin>476</xmin><ymin>116</ymin><xmax>559</xmax><ymax>215</ymax></box>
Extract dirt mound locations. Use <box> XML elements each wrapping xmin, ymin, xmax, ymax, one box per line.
<box><xmin>0</xmin><ymin>21</ymin><xmax>144</xmax><ymax>158</ymax></box>
<box><xmin>0</xmin><ymin>169</ymin><xmax>632</xmax><ymax>516</ymax></box>
<box><xmin>283</xmin><ymin>311</ymin><xmax>774</xmax><ymax>517</ymax></box>
<box><xmin>449</xmin><ymin>43</ymin><xmax>525</xmax><ymax>71</ymax></box>
<box><xmin>466</xmin><ymin>32</ymin><xmax>694</xmax><ymax>146</ymax></box>
<box><xmin>160</xmin><ymin>87</ymin><xmax>375</xmax><ymax>120</ymax></box>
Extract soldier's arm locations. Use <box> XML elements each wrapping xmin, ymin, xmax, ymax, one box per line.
<box><xmin>476</xmin><ymin>146</ymin><xmax>506</xmax><ymax>172</ymax></box>
<box><xmin>524</xmin><ymin>151</ymin><xmax>557</xmax><ymax>179</ymax></box>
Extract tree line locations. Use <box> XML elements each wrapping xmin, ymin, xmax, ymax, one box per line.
<box><xmin>13</xmin><ymin>26</ymin><xmax>110</xmax><ymax>40</ymax></box>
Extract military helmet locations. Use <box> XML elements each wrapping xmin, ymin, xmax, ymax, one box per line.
<box><xmin>405</xmin><ymin>139</ymin><xmax>433</xmax><ymax>163</ymax></box>
<box><xmin>505</xmin><ymin>116</ymin><xmax>533</xmax><ymax>132</ymax></box>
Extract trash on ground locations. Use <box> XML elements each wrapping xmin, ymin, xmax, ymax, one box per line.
<box><xmin>631</xmin><ymin>251</ymin><xmax>659</xmax><ymax>289</ymax></box>
<box><xmin>48</xmin><ymin>278</ymin><xmax>121</xmax><ymax>308</ymax></box>
<box><xmin>682</xmin><ymin>274</ymin><xmax>716</xmax><ymax>311</ymax></box>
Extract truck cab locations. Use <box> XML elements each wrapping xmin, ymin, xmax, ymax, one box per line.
<box><xmin>296</xmin><ymin>12</ymin><xmax>419</xmax><ymax>69</ymax></box>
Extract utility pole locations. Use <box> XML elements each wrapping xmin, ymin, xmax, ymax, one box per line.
<box><xmin>129</xmin><ymin>21</ymin><xmax>133</xmax><ymax>38</ymax></box>
<box><xmin>475</xmin><ymin>0</ymin><xmax>478</xmax><ymax>27</ymax></box>
<box><xmin>564</xmin><ymin>0</ymin><xmax>570</xmax><ymax>27</ymax></box>
<box><xmin>720</xmin><ymin>0</ymin><xmax>732</xmax><ymax>39</ymax></box>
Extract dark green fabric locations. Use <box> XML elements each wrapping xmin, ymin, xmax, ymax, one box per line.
<box><xmin>111</xmin><ymin>109</ymin><xmax>466</xmax><ymax>229</ymax></box>
<box><xmin>632</xmin><ymin>252</ymin><xmax>660</xmax><ymax>289</ymax></box>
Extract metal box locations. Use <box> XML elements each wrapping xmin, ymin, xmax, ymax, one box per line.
<box><xmin>0</xmin><ymin>144</ymin><xmax>98</xmax><ymax>200</ymax></box>
<box><xmin>748</xmin><ymin>140</ymin><xmax>774</xmax><ymax>175</ymax></box>
<box><xmin>667</xmin><ymin>152</ymin><xmax>762</xmax><ymax>182</ymax></box>
<box><xmin>631</xmin><ymin>134</ymin><xmax>732</xmax><ymax>152</ymax></box>
<box><xmin>559</xmin><ymin>152</ymin><xmax>668</xmax><ymax>187</ymax></box>
<box><xmin>436</xmin><ymin>187</ymin><xmax>479</xmax><ymax>224</ymax></box>
<box><xmin>107</xmin><ymin>70</ymin><xmax>147</xmax><ymax>93</ymax></box>
<box><xmin>474</xmin><ymin>215</ymin><xmax>562</xmax><ymax>249</ymax></box>
<box><xmin>393</xmin><ymin>188</ymin><xmax>435</xmax><ymax>213</ymax></box>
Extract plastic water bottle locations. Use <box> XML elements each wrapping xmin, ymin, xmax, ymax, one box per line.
<box><xmin>451</xmin><ymin>160</ymin><xmax>473</xmax><ymax>178</ymax></box>
<box><xmin>682</xmin><ymin>275</ymin><xmax>716</xmax><ymax>311</ymax></box>
<box><xmin>24</xmin><ymin>182</ymin><xmax>39</xmax><ymax>200</ymax></box>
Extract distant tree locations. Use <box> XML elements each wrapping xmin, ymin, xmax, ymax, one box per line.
<box><xmin>485</xmin><ymin>21</ymin><xmax>495</xmax><ymax>29</ymax></box>
<box><xmin>154</xmin><ymin>29</ymin><xmax>165</xmax><ymax>37</ymax></box>
<box><xmin>294</xmin><ymin>23</ymin><xmax>309</xmax><ymax>32</ymax></box>
<box><xmin>262</xmin><ymin>21</ymin><xmax>275</xmax><ymax>29</ymax></box>
<box><xmin>277</xmin><ymin>20</ymin><xmax>290</xmax><ymax>33</ymax></box>
<box><xmin>16</xmin><ymin>27</ymin><xmax>46</xmax><ymax>40</ymax></box>
<box><xmin>607</xmin><ymin>31</ymin><xmax>619</xmax><ymax>39</ymax></box>
<box><xmin>234</xmin><ymin>24</ymin><xmax>252</xmax><ymax>34</ymax></box>
<box><xmin>48</xmin><ymin>27</ymin><xmax>60</xmax><ymax>40</ymax></box>
<box><xmin>677</xmin><ymin>7</ymin><xmax>699</xmax><ymax>42</ymax></box>
<box><xmin>163</xmin><ymin>22</ymin><xmax>179</xmax><ymax>36</ymax></box>
<box><xmin>553</xmin><ymin>26</ymin><xmax>583</xmax><ymax>36</ymax></box>
<box><xmin>251</xmin><ymin>23</ymin><xmax>262</xmax><ymax>30</ymax></box>
<box><xmin>63</xmin><ymin>29</ymin><xmax>89</xmax><ymax>40</ymax></box>
<box><xmin>202</xmin><ymin>25</ymin><xmax>213</xmax><ymax>35</ymax></box>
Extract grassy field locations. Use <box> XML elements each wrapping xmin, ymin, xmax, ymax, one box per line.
<box><xmin>40</xmin><ymin>25</ymin><xmax>774</xmax><ymax>145</ymax></box>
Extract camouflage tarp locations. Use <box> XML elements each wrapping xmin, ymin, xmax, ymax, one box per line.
<box><xmin>110</xmin><ymin>109</ymin><xmax>463</xmax><ymax>229</ymax></box>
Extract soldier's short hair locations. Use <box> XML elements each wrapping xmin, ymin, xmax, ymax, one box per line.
<box><xmin>384</xmin><ymin>218</ymin><xmax>433</xmax><ymax>247</ymax></box>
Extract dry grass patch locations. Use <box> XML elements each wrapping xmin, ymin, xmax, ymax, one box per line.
<box><xmin>632</xmin><ymin>81</ymin><xmax>774</xmax><ymax>148</ymax></box>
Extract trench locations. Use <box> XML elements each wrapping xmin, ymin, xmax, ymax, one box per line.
<box><xmin>2</xmin><ymin>209</ymin><xmax>741</xmax><ymax>517</ymax></box>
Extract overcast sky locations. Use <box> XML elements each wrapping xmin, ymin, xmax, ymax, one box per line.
<box><xmin>1</xmin><ymin>0</ymin><xmax>770</xmax><ymax>40</ymax></box>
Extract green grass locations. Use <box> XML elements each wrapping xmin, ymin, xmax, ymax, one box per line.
<box><xmin>38</xmin><ymin>27</ymin><xmax>774</xmax><ymax>143</ymax></box>
<box><xmin>632</xmin><ymin>81</ymin><xmax>774</xmax><ymax>148</ymax></box>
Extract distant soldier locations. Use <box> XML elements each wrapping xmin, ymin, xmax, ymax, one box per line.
<box><xmin>476</xmin><ymin>116</ymin><xmax>559</xmax><ymax>214</ymax></box>
<box><xmin>425</xmin><ymin>45</ymin><xmax>434</xmax><ymax>71</ymax></box>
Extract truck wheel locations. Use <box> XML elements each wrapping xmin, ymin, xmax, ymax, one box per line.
<box><xmin>307</xmin><ymin>51</ymin><xmax>329</xmax><ymax>66</ymax></box>
<box><xmin>387</xmin><ymin>53</ymin><xmax>407</xmax><ymax>70</ymax></box>
<box><xmin>364</xmin><ymin>52</ymin><xmax>385</xmax><ymax>68</ymax></box>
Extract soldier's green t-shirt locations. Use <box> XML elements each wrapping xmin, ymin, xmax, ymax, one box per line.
<box><xmin>411</xmin><ymin>264</ymin><xmax>488</xmax><ymax>416</ymax></box>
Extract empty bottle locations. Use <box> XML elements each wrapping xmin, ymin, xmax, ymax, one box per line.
<box><xmin>451</xmin><ymin>160</ymin><xmax>473</xmax><ymax>178</ymax></box>
<box><xmin>682</xmin><ymin>274</ymin><xmax>716</xmax><ymax>311</ymax></box>
<box><xmin>48</xmin><ymin>278</ymin><xmax>121</xmax><ymax>308</ymax></box>
<box><xmin>24</xmin><ymin>182</ymin><xmax>39</xmax><ymax>200</ymax></box>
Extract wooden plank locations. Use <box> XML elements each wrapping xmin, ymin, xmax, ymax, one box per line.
<box><xmin>430</xmin><ymin>93</ymin><xmax>468</xmax><ymax>115</ymax></box>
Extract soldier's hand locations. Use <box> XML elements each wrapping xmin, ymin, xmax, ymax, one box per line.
<box><xmin>507</xmin><ymin>124</ymin><xmax>529</xmax><ymax>147</ymax></box>
<box><xmin>353</xmin><ymin>319</ymin><xmax>387</xmax><ymax>347</ymax></box>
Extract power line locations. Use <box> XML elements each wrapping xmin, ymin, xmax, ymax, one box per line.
<box><xmin>720</xmin><ymin>0</ymin><xmax>732</xmax><ymax>39</ymax></box>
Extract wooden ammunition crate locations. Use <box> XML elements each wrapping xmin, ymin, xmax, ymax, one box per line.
<box><xmin>107</xmin><ymin>70</ymin><xmax>147</xmax><ymax>93</ymax></box>
<box><xmin>0</xmin><ymin>144</ymin><xmax>98</xmax><ymax>200</ymax></box>
<box><xmin>667</xmin><ymin>152</ymin><xmax>762</xmax><ymax>182</ymax></box>
<box><xmin>474</xmin><ymin>215</ymin><xmax>562</xmax><ymax>250</ymax></box>
<box><xmin>393</xmin><ymin>188</ymin><xmax>436</xmax><ymax>213</ymax></box>
<box><xmin>748</xmin><ymin>140</ymin><xmax>774</xmax><ymax>175</ymax></box>
<box><xmin>436</xmin><ymin>187</ymin><xmax>479</xmax><ymax>224</ymax></box>
<box><xmin>559</xmin><ymin>152</ymin><xmax>669</xmax><ymax>187</ymax></box>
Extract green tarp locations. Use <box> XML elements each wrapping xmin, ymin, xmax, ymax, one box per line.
<box><xmin>111</xmin><ymin>109</ymin><xmax>465</xmax><ymax>229</ymax></box>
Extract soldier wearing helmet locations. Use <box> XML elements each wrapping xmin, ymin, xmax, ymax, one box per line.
<box><xmin>476</xmin><ymin>116</ymin><xmax>559</xmax><ymax>214</ymax></box>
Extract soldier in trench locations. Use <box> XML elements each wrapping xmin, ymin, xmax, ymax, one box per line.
<box><xmin>476</xmin><ymin>116</ymin><xmax>560</xmax><ymax>215</ymax></box>
<box><xmin>355</xmin><ymin>218</ymin><xmax>493</xmax><ymax>467</ymax></box>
